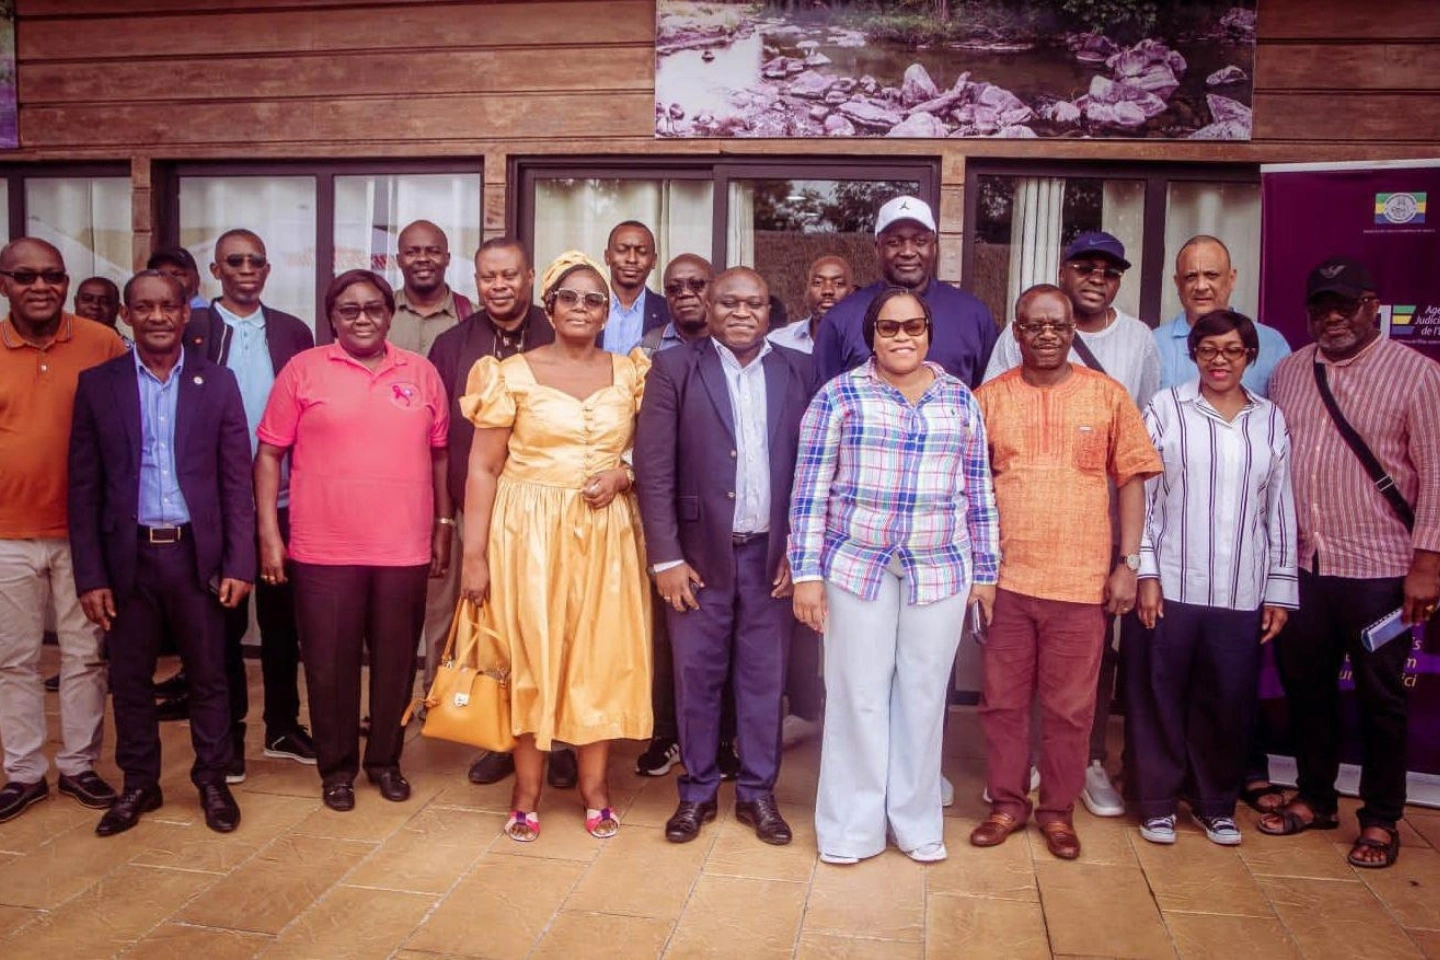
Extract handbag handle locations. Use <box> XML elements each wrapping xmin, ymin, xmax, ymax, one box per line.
<box><xmin>440</xmin><ymin>598</ymin><xmax>506</xmax><ymax>667</ymax></box>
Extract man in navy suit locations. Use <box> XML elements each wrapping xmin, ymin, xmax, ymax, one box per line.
<box><xmin>601</xmin><ymin>221</ymin><xmax>670</xmax><ymax>354</ymax></box>
<box><xmin>635</xmin><ymin>267</ymin><xmax>816</xmax><ymax>846</ymax></box>
<box><xmin>68</xmin><ymin>271</ymin><xmax>256</xmax><ymax>836</ymax></box>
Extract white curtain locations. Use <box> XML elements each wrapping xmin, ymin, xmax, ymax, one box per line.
<box><xmin>1101</xmin><ymin>180</ymin><xmax>1146</xmax><ymax>319</ymax></box>
<box><xmin>22</xmin><ymin>177</ymin><xmax>132</xmax><ymax>317</ymax></box>
<box><xmin>1006</xmin><ymin>177</ymin><xmax>1065</xmax><ymax>322</ymax></box>
<box><xmin>727</xmin><ymin>181</ymin><xmax>755</xmax><ymax>268</ymax></box>
<box><xmin>1161</xmin><ymin>182</ymin><xmax>1262</xmax><ymax>323</ymax></box>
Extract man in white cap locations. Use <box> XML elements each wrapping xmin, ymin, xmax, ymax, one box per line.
<box><xmin>815</xmin><ymin>196</ymin><xmax>996</xmax><ymax>388</ymax></box>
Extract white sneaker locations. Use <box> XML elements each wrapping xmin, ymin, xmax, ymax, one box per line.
<box><xmin>780</xmin><ymin>715</ymin><xmax>821</xmax><ymax>750</ymax></box>
<box><xmin>940</xmin><ymin>775</ymin><xmax>955</xmax><ymax>808</ymax></box>
<box><xmin>1140</xmin><ymin>815</ymin><xmax>1177</xmax><ymax>844</ymax></box>
<box><xmin>820</xmin><ymin>852</ymin><xmax>859</xmax><ymax>865</ymax></box>
<box><xmin>981</xmin><ymin>766</ymin><xmax>1041</xmax><ymax>804</ymax></box>
<box><xmin>906</xmin><ymin>841</ymin><xmax>948</xmax><ymax>863</ymax></box>
<box><xmin>1196</xmin><ymin>814</ymin><xmax>1243</xmax><ymax>846</ymax></box>
<box><xmin>1080</xmin><ymin>761</ymin><xmax>1124</xmax><ymax>817</ymax></box>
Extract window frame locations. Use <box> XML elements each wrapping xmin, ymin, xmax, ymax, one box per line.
<box><xmin>159</xmin><ymin>159</ymin><xmax>483</xmax><ymax>335</ymax></box>
<box><xmin>961</xmin><ymin>160</ymin><xmax>1259</xmax><ymax>323</ymax></box>
<box><xmin>0</xmin><ymin>160</ymin><xmax>134</xmax><ymax>248</ymax></box>
<box><xmin>512</xmin><ymin>155</ymin><xmax>941</xmax><ymax>270</ymax></box>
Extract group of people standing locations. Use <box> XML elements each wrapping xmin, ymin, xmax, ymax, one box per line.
<box><xmin>0</xmin><ymin>192</ymin><xmax>1435</xmax><ymax>874</ymax></box>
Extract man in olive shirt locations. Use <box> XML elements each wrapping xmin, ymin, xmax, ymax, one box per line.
<box><xmin>391</xmin><ymin>220</ymin><xmax>475</xmax><ymax>355</ymax></box>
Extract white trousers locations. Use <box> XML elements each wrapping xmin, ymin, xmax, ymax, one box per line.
<box><xmin>0</xmin><ymin>538</ymin><xmax>106</xmax><ymax>781</ymax></box>
<box><xmin>814</xmin><ymin>568</ymin><xmax>967</xmax><ymax>859</ymax></box>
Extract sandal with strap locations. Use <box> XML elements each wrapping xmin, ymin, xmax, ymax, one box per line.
<box><xmin>1239</xmin><ymin>783</ymin><xmax>1288</xmax><ymax>814</ymax></box>
<box><xmin>585</xmin><ymin>807</ymin><xmax>619</xmax><ymax>839</ymax></box>
<box><xmin>1347</xmin><ymin>826</ymin><xmax>1400</xmax><ymax>869</ymax></box>
<box><xmin>1256</xmin><ymin>802</ymin><xmax>1339</xmax><ymax>836</ymax></box>
<box><xmin>505</xmin><ymin>810</ymin><xmax>540</xmax><ymax>843</ymax></box>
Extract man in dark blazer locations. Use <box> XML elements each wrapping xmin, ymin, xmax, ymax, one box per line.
<box><xmin>69</xmin><ymin>271</ymin><xmax>256</xmax><ymax>836</ymax></box>
<box><xmin>635</xmin><ymin>267</ymin><xmax>817</xmax><ymax>846</ymax></box>
<box><xmin>601</xmin><ymin>220</ymin><xmax>670</xmax><ymax>354</ymax></box>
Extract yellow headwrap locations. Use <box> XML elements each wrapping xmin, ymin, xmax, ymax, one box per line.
<box><xmin>539</xmin><ymin>250</ymin><xmax>610</xmax><ymax>301</ymax></box>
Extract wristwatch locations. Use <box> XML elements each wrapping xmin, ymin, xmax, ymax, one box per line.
<box><xmin>1122</xmin><ymin>553</ymin><xmax>1141</xmax><ymax>571</ymax></box>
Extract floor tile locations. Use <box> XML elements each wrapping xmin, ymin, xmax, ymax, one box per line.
<box><xmin>565</xmin><ymin>821</ymin><xmax>709</xmax><ymax>918</ymax></box>
<box><xmin>1258</xmin><ymin>875</ymin><xmax>1424</xmax><ymax>960</ymax></box>
<box><xmin>1238</xmin><ymin>826</ymin><xmax>1356</xmax><ymax>880</ymax></box>
<box><xmin>404</xmin><ymin>853</ymin><xmax>585</xmax><ymax>959</ymax></box>
<box><xmin>928</xmin><ymin>818</ymin><xmax>1038</xmax><ymax>901</ymax></box>
<box><xmin>703</xmin><ymin>808</ymin><xmax>817</xmax><ymax>883</ymax></box>
<box><xmin>289</xmin><ymin>789</ymin><xmax>431</xmax><ymax>844</ymax></box>
<box><xmin>0</xmin><ymin>798</ymin><xmax>93</xmax><ymax>855</ymax></box>
<box><xmin>345</xmin><ymin>807</ymin><xmax>501</xmax><ymax>895</ymax></box>
<box><xmin>794</xmin><ymin>933</ymin><xmax>924</xmax><ymax>960</ymax></box>
<box><xmin>1035</xmin><ymin>861</ymin><xmax>1175</xmax><ymax>959</ymax></box>
<box><xmin>1132</xmin><ymin>833</ymin><xmax>1273</xmax><ymax>917</ymax></box>
<box><xmin>926</xmin><ymin>892</ymin><xmax>1050</xmax><ymax>960</ymax></box>
<box><xmin>126</xmin><ymin>921</ymin><xmax>275</xmax><ymax>960</ymax></box>
<box><xmin>235</xmin><ymin>757</ymin><xmax>329</xmax><ymax>799</ymax></box>
<box><xmin>1410</xmin><ymin>929</ymin><xmax>1440</xmax><ymax>959</ymax></box>
<box><xmin>128</xmin><ymin>793</ymin><xmax>318</xmax><ymax>874</ymax></box>
<box><xmin>532</xmin><ymin>911</ymin><xmax>672</xmax><ymax>960</ymax></box>
<box><xmin>12</xmin><ymin>863</ymin><xmax>212</xmax><ymax>955</ymax></box>
<box><xmin>0</xmin><ymin>904</ymin><xmax>41</xmax><ymax>938</ymax></box>
<box><xmin>1163</xmin><ymin>912</ymin><xmax>1302</xmax><ymax>960</ymax></box>
<box><xmin>257</xmin><ymin>885</ymin><xmax>436</xmax><ymax>960</ymax></box>
<box><xmin>803</xmin><ymin>850</ymin><xmax>925</xmax><ymax>942</ymax></box>
<box><xmin>178</xmin><ymin>832</ymin><xmax>374</xmax><ymax>934</ymax></box>
<box><xmin>1350</xmin><ymin>844</ymin><xmax>1440</xmax><ymax>931</ymax></box>
<box><xmin>0</xmin><ymin>816</ymin><xmax>171</xmax><ymax>909</ymax></box>
<box><xmin>667</xmin><ymin>874</ymin><xmax>807</xmax><ymax>958</ymax></box>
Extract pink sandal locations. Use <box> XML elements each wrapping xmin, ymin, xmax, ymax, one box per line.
<box><xmin>505</xmin><ymin>810</ymin><xmax>540</xmax><ymax>843</ymax></box>
<box><xmin>585</xmin><ymin>807</ymin><xmax>619</xmax><ymax>839</ymax></box>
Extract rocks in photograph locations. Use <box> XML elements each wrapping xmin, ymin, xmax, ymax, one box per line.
<box><xmin>1041</xmin><ymin>98</ymin><xmax>1083</xmax><ymax>125</ymax></box>
<box><xmin>787</xmin><ymin>70</ymin><xmax>834</xmax><ymax>99</ymax></box>
<box><xmin>901</xmin><ymin>63</ymin><xmax>940</xmax><ymax>107</ymax></box>
<box><xmin>1219</xmin><ymin>7</ymin><xmax>1258</xmax><ymax>41</ymax></box>
<box><xmin>838</xmin><ymin>99</ymin><xmax>904</xmax><ymax>130</ymax></box>
<box><xmin>1207</xmin><ymin>93</ymin><xmax>1251</xmax><ymax>123</ymax></box>
<box><xmin>887</xmin><ymin>111</ymin><xmax>949</xmax><ymax>137</ymax></box>
<box><xmin>824</xmin><ymin>114</ymin><xmax>857</xmax><ymax>136</ymax></box>
<box><xmin>824</xmin><ymin>88</ymin><xmax>849</xmax><ymax>106</ymax></box>
<box><xmin>1068</xmin><ymin>31</ymin><xmax>1119</xmax><ymax>64</ymax></box>
<box><xmin>808</xmin><ymin>105</ymin><xmax>830</xmax><ymax>122</ymax></box>
<box><xmin>995</xmin><ymin>124</ymin><xmax>1038</xmax><ymax>138</ymax></box>
<box><xmin>1206</xmin><ymin>65</ymin><xmax>1248</xmax><ymax>86</ymax></box>
<box><xmin>1191</xmin><ymin>94</ymin><xmax>1252</xmax><ymax>139</ymax></box>
<box><xmin>1084</xmin><ymin>74</ymin><xmax>1168</xmax><ymax>127</ymax></box>
<box><xmin>858</xmin><ymin>75</ymin><xmax>880</xmax><ymax>95</ymax></box>
<box><xmin>762</xmin><ymin>56</ymin><xmax>807</xmax><ymax>79</ymax></box>
<box><xmin>828</xmin><ymin>28</ymin><xmax>867</xmax><ymax>49</ymax></box>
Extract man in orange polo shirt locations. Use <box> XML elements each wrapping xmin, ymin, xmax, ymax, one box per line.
<box><xmin>0</xmin><ymin>238</ymin><xmax>127</xmax><ymax>823</ymax></box>
<box><xmin>970</xmin><ymin>284</ymin><xmax>1161</xmax><ymax>861</ymax></box>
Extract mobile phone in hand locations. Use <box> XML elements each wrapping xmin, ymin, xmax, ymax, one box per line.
<box><xmin>967</xmin><ymin>600</ymin><xmax>988</xmax><ymax>646</ymax></box>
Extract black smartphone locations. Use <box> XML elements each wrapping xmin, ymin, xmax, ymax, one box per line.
<box><xmin>967</xmin><ymin>600</ymin><xmax>987</xmax><ymax>646</ymax></box>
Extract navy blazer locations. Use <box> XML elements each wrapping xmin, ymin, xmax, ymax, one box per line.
<box><xmin>68</xmin><ymin>349</ymin><xmax>257</xmax><ymax>604</ymax></box>
<box><xmin>642</xmin><ymin>287</ymin><xmax>671</xmax><ymax>336</ymax></box>
<box><xmin>634</xmin><ymin>338</ymin><xmax>817</xmax><ymax>592</ymax></box>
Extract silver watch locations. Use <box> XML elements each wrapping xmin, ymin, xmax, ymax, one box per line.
<box><xmin>1122</xmin><ymin>553</ymin><xmax>1141</xmax><ymax>571</ymax></box>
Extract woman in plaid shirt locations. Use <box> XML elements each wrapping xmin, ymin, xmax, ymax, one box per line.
<box><xmin>790</xmin><ymin>287</ymin><xmax>1001</xmax><ymax>865</ymax></box>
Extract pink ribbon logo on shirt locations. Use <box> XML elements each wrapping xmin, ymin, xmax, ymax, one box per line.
<box><xmin>390</xmin><ymin>383</ymin><xmax>420</xmax><ymax>409</ymax></box>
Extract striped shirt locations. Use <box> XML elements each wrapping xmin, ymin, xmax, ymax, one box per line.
<box><xmin>1270</xmin><ymin>338</ymin><xmax>1440</xmax><ymax>579</ymax></box>
<box><xmin>1139</xmin><ymin>381</ymin><xmax>1299</xmax><ymax>611</ymax></box>
<box><xmin>789</xmin><ymin>359</ymin><xmax>1000</xmax><ymax>605</ymax></box>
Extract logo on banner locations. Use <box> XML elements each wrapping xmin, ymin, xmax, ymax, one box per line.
<box><xmin>1374</xmin><ymin>192</ymin><xmax>1426</xmax><ymax>225</ymax></box>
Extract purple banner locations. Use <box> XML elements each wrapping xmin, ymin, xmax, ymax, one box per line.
<box><xmin>1259</xmin><ymin>161</ymin><xmax>1440</xmax><ymax>782</ymax></box>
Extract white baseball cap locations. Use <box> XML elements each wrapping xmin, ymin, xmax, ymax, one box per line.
<box><xmin>874</xmin><ymin>195</ymin><xmax>937</xmax><ymax>237</ymax></box>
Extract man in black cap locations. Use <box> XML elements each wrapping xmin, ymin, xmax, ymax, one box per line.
<box><xmin>1263</xmin><ymin>256</ymin><xmax>1440</xmax><ymax>868</ymax></box>
<box><xmin>147</xmin><ymin>247</ymin><xmax>209</xmax><ymax>312</ymax></box>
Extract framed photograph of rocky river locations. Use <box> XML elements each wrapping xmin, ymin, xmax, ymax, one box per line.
<box><xmin>655</xmin><ymin>1</ymin><xmax>1257</xmax><ymax>140</ymax></box>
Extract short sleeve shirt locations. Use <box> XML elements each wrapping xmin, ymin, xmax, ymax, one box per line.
<box><xmin>257</xmin><ymin>342</ymin><xmax>448</xmax><ymax>566</ymax></box>
<box><xmin>976</xmin><ymin>365</ymin><xmax>1161</xmax><ymax>604</ymax></box>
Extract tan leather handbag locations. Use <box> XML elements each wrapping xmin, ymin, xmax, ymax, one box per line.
<box><xmin>404</xmin><ymin>600</ymin><xmax>516</xmax><ymax>752</ymax></box>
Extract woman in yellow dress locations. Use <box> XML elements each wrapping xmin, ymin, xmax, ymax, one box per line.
<box><xmin>459</xmin><ymin>251</ymin><xmax>652</xmax><ymax>842</ymax></box>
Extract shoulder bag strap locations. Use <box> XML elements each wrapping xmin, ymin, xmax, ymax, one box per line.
<box><xmin>1311</xmin><ymin>361</ymin><xmax>1415</xmax><ymax>531</ymax></box>
<box><xmin>1070</xmin><ymin>332</ymin><xmax>1107</xmax><ymax>375</ymax></box>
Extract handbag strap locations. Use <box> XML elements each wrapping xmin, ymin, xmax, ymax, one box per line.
<box><xmin>440</xmin><ymin>598</ymin><xmax>506</xmax><ymax>666</ymax></box>
<box><xmin>1311</xmin><ymin>361</ymin><xmax>1415</xmax><ymax>531</ymax></box>
<box><xmin>1070</xmin><ymin>332</ymin><xmax>1107</xmax><ymax>376</ymax></box>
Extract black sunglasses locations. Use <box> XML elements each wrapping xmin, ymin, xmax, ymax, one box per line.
<box><xmin>0</xmin><ymin>269</ymin><xmax>68</xmax><ymax>286</ymax></box>
<box><xmin>223</xmin><ymin>254</ymin><xmax>268</xmax><ymax>269</ymax></box>
<box><xmin>664</xmin><ymin>277</ymin><xmax>708</xmax><ymax>296</ymax></box>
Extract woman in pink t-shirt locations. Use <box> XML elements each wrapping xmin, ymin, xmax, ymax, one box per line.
<box><xmin>254</xmin><ymin>270</ymin><xmax>453</xmax><ymax>814</ymax></box>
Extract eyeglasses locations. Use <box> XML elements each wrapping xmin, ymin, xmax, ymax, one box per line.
<box><xmin>1305</xmin><ymin>296</ymin><xmax>1376</xmax><ymax>321</ymax></box>
<box><xmin>1068</xmin><ymin>262</ymin><xmax>1124</xmax><ymax>280</ymax></box>
<box><xmin>664</xmin><ymin>277</ymin><xmax>708</xmax><ymax>296</ymax></box>
<box><xmin>0</xmin><ymin>269</ymin><xmax>68</xmax><ymax>286</ymax></box>
<box><xmin>551</xmin><ymin>288</ymin><xmax>608</xmax><ymax>309</ymax></box>
<box><xmin>1194</xmin><ymin>344</ymin><xmax>1250</xmax><ymax>362</ymax></box>
<box><xmin>332</xmin><ymin>302</ymin><xmax>389</xmax><ymax>322</ymax></box>
<box><xmin>222</xmin><ymin>254</ymin><xmax>268</xmax><ymax>269</ymax></box>
<box><xmin>874</xmin><ymin>317</ymin><xmax>928</xmax><ymax>339</ymax></box>
<box><xmin>1014</xmin><ymin>320</ymin><xmax>1075</xmax><ymax>336</ymax></box>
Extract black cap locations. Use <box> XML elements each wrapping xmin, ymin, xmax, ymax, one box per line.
<box><xmin>1305</xmin><ymin>256</ymin><xmax>1376</xmax><ymax>301</ymax></box>
<box><xmin>1061</xmin><ymin>230</ymin><xmax>1131</xmax><ymax>270</ymax></box>
<box><xmin>146</xmin><ymin>246</ymin><xmax>198</xmax><ymax>273</ymax></box>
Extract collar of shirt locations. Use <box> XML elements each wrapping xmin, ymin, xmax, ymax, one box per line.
<box><xmin>214</xmin><ymin>301</ymin><xmax>265</xmax><ymax>331</ymax></box>
<box><xmin>712</xmin><ymin>336</ymin><xmax>772</xmax><ymax>373</ymax></box>
<box><xmin>134</xmin><ymin>347</ymin><xmax>185</xmax><ymax>384</ymax></box>
<box><xmin>610</xmin><ymin>288</ymin><xmax>646</xmax><ymax>319</ymax></box>
<box><xmin>395</xmin><ymin>288</ymin><xmax>457</xmax><ymax>322</ymax></box>
<box><xmin>1176</xmin><ymin>377</ymin><xmax>1258</xmax><ymax>423</ymax></box>
<box><xmin>861</xmin><ymin>356</ymin><xmax>945</xmax><ymax>405</ymax></box>
<box><xmin>1</xmin><ymin>313</ymin><xmax>75</xmax><ymax>350</ymax></box>
<box><xmin>325</xmin><ymin>340</ymin><xmax>406</xmax><ymax>376</ymax></box>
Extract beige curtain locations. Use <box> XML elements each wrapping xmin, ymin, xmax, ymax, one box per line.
<box><xmin>1005</xmin><ymin>177</ymin><xmax>1065</xmax><ymax>322</ymax></box>
<box><xmin>1161</xmin><ymin>182</ymin><xmax>1261</xmax><ymax>322</ymax></box>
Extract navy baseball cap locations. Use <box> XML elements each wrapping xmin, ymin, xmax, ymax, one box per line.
<box><xmin>1062</xmin><ymin>231</ymin><xmax>1131</xmax><ymax>271</ymax></box>
<box><xmin>146</xmin><ymin>246</ymin><xmax>199</xmax><ymax>273</ymax></box>
<box><xmin>1305</xmin><ymin>256</ymin><xmax>1376</xmax><ymax>301</ymax></box>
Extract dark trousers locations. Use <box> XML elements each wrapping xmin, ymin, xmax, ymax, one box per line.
<box><xmin>223</xmin><ymin>507</ymin><xmax>303</xmax><ymax>746</ymax></box>
<box><xmin>786</xmin><ymin>621</ymin><xmax>824</xmax><ymax>722</ymax></box>
<box><xmin>670</xmin><ymin>536</ymin><xmax>789</xmax><ymax>803</ymax></box>
<box><xmin>652</xmin><ymin>582</ymin><xmax>738</xmax><ymax>744</ymax></box>
<box><xmin>109</xmin><ymin>536</ymin><xmax>232</xmax><ymax>791</ymax></box>
<box><xmin>1089</xmin><ymin>613</ymin><xmax>1120</xmax><ymax>763</ymax></box>
<box><xmin>1274</xmin><ymin>569</ymin><xmax>1408</xmax><ymax>827</ymax></box>
<box><xmin>291</xmin><ymin>561</ymin><xmax>428</xmax><ymax>786</ymax></box>
<box><xmin>1129</xmin><ymin>599</ymin><xmax>1263</xmax><ymax>819</ymax></box>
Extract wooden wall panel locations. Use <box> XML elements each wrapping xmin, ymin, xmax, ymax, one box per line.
<box><xmin>1255</xmin><ymin>44</ymin><xmax>1440</xmax><ymax>91</ymax></box>
<box><xmin>1256</xmin><ymin>0</ymin><xmax>1440</xmax><ymax>40</ymax></box>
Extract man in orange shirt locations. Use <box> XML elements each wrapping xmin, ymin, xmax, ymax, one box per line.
<box><xmin>970</xmin><ymin>284</ymin><xmax>1161</xmax><ymax>860</ymax></box>
<box><xmin>0</xmin><ymin>238</ymin><xmax>128</xmax><ymax>824</ymax></box>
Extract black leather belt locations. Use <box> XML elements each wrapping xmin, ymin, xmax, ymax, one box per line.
<box><xmin>731</xmin><ymin>532</ymin><xmax>765</xmax><ymax>546</ymax></box>
<box><xmin>138</xmin><ymin>524</ymin><xmax>190</xmax><ymax>544</ymax></box>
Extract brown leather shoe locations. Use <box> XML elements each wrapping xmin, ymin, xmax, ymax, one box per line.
<box><xmin>1040</xmin><ymin>820</ymin><xmax>1081</xmax><ymax>860</ymax></box>
<box><xmin>969</xmin><ymin>812</ymin><xmax>1022</xmax><ymax>847</ymax></box>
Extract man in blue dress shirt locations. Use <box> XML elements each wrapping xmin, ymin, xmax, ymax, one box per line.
<box><xmin>601</xmin><ymin>221</ymin><xmax>670</xmax><ymax>354</ymax></box>
<box><xmin>815</xmin><ymin>196</ymin><xmax>997</xmax><ymax>388</ymax></box>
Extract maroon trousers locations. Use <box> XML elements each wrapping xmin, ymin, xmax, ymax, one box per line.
<box><xmin>979</xmin><ymin>589</ymin><xmax>1107</xmax><ymax>825</ymax></box>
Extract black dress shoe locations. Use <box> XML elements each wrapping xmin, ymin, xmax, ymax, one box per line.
<box><xmin>199</xmin><ymin>782</ymin><xmax>241</xmax><ymax>833</ymax></box>
<box><xmin>155</xmin><ymin>692</ymin><xmax>190</xmax><ymax>722</ymax></box>
<box><xmin>467</xmin><ymin>751</ymin><xmax>515</xmax><ymax>785</ymax></box>
<box><xmin>323</xmin><ymin>782</ymin><xmax>355</xmax><ymax>812</ymax></box>
<box><xmin>96</xmin><ymin>785</ymin><xmax>162</xmax><ymax>836</ymax></box>
<box><xmin>152</xmin><ymin>670</ymin><xmax>187</xmax><ymax>698</ymax></box>
<box><xmin>717</xmin><ymin>740</ymin><xmax>741</xmax><ymax>782</ymax></box>
<box><xmin>664</xmin><ymin>798</ymin><xmax>717</xmax><ymax>843</ymax></box>
<box><xmin>736</xmin><ymin>794</ymin><xmax>792</xmax><ymax>846</ymax></box>
<box><xmin>58</xmin><ymin>770</ymin><xmax>117</xmax><ymax>809</ymax></box>
<box><xmin>366</xmin><ymin>768</ymin><xmax>411</xmax><ymax>802</ymax></box>
<box><xmin>0</xmin><ymin>779</ymin><xmax>49</xmax><ymax>823</ymax></box>
<box><xmin>547</xmin><ymin>748</ymin><xmax>578</xmax><ymax>789</ymax></box>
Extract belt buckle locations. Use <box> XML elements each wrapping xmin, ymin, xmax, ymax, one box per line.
<box><xmin>148</xmin><ymin>525</ymin><xmax>181</xmax><ymax>544</ymax></box>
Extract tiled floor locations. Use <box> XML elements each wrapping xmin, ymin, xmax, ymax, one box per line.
<box><xmin>4</xmin><ymin>653</ymin><xmax>1440</xmax><ymax>959</ymax></box>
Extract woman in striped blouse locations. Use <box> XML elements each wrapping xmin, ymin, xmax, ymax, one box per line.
<box><xmin>790</xmin><ymin>287</ymin><xmax>1000</xmax><ymax>865</ymax></box>
<box><xmin>1132</xmin><ymin>309</ymin><xmax>1299</xmax><ymax>847</ymax></box>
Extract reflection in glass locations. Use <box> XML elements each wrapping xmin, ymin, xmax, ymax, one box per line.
<box><xmin>24</xmin><ymin>177</ymin><xmax>132</xmax><ymax>314</ymax></box>
<box><xmin>334</xmin><ymin>174</ymin><xmax>481</xmax><ymax>302</ymax></box>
